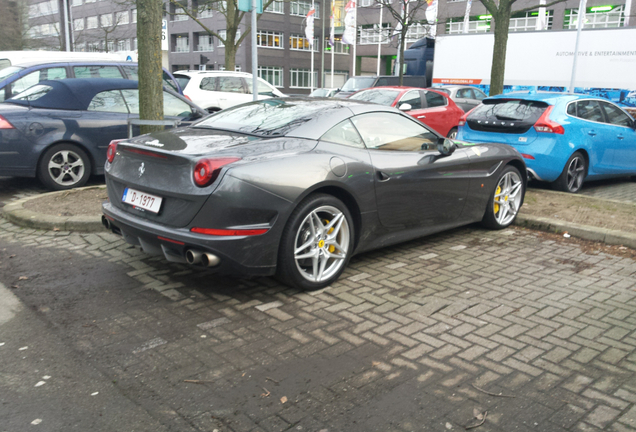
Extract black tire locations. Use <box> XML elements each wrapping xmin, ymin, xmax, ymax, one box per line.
<box><xmin>38</xmin><ymin>143</ymin><xmax>91</xmax><ymax>191</ymax></box>
<box><xmin>447</xmin><ymin>127</ymin><xmax>458</xmax><ymax>139</ymax></box>
<box><xmin>552</xmin><ymin>151</ymin><xmax>587</xmax><ymax>193</ymax></box>
<box><xmin>276</xmin><ymin>194</ymin><xmax>355</xmax><ymax>290</ymax></box>
<box><xmin>481</xmin><ymin>165</ymin><xmax>525</xmax><ymax>230</ymax></box>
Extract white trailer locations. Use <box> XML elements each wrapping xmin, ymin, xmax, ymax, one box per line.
<box><xmin>432</xmin><ymin>27</ymin><xmax>636</xmax><ymax>107</ymax></box>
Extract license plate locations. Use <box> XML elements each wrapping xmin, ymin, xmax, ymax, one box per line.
<box><xmin>122</xmin><ymin>188</ymin><xmax>162</xmax><ymax>213</ymax></box>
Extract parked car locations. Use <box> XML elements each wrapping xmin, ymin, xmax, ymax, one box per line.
<box><xmin>0</xmin><ymin>50</ymin><xmax>134</xmax><ymax>70</ymax></box>
<box><xmin>457</xmin><ymin>91</ymin><xmax>636</xmax><ymax>192</ymax></box>
<box><xmin>432</xmin><ymin>85</ymin><xmax>488</xmax><ymax>112</ymax></box>
<box><xmin>0</xmin><ymin>60</ymin><xmax>182</xmax><ymax>102</ymax></box>
<box><xmin>334</xmin><ymin>75</ymin><xmax>428</xmax><ymax>99</ymax></box>
<box><xmin>172</xmin><ymin>70</ymin><xmax>285</xmax><ymax>112</ymax></box>
<box><xmin>102</xmin><ymin>97</ymin><xmax>526</xmax><ymax>290</ymax></box>
<box><xmin>0</xmin><ymin>78</ymin><xmax>206</xmax><ymax>190</ymax></box>
<box><xmin>309</xmin><ymin>88</ymin><xmax>339</xmax><ymax>98</ymax></box>
<box><xmin>349</xmin><ymin>86</ymin><xmax>464</xmax><ymax>137</ymax></box>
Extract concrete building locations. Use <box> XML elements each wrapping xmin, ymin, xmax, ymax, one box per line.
<box><xmin>22</xmin><ymin>0</ymin><xmax>636</xmax><ymax>94</ymax></box>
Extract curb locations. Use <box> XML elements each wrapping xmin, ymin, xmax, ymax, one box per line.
<box><xmin>514</xmin><ymin>214</ymin><xmax>636</xmax><ymax>249</ymax></box>
<box><xmin>2</xmin><ymin>186</ymin><xmax>106</xmax><ymax>233</ymax></box>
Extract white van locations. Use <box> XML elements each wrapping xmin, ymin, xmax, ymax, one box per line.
<box><xmin>0</xmin><ymin>51</ymin><xmax>135</xmax><ymax>70</ymax></box>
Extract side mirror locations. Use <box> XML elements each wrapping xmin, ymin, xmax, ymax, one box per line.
<box><xmin>437</xmin><ymin>137</ymin><xmax>456</xmax><ymax>156</ymax></box>
<box><xmin>399</xmin><ymin>103</ymin><xmax>412</xmax><ymax>111</ymax></box>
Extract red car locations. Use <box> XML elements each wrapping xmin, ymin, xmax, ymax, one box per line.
<box><xmin>349</xmin><ymin>86</ymin><xmax>464</xmax><ymax>138</ymax></box>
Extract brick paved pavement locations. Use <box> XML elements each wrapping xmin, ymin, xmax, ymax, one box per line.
<box><xmin>1</xmin><ymin>213</ymin><xmax>636</xmax><ymax>431</ymax></box>
<box><xmin>578</xmin><ymin>178</ymin><xmax>636</xmax><ymax>204</ymax></box>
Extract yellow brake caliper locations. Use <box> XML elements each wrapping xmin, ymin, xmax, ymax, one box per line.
<box><xmin>494</xmin><ymin>186</ymin><xmax>501</xmax><ymax>214</ymax></box>
<box><xmin>323</xmin><ymin>219</ymin><xmax>336</xmax><ymax>253</ymax></box>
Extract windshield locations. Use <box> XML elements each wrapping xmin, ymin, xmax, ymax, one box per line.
<box><xmin>349</xmin><ymin>89</ymin><xmax>400</xmax><ymax>106</ymax></box>
<box><xmin>310</xmin><ymin>89</ymin><xmax>329</xmax><ymax>97</ymax></box>
<box><xmin>341</xmin><ymin>77</ymin><xmax>376</xmax><ymax>92</ymax></box>
<box><xmin>195</xmin><ymin>99</ymin><xmax>327</xmax><ymax>136</ymax></box>
<box><xmin>0</xmin><ymin>66</ymin><xmax>24</xmax><ymax>81</ymax></box>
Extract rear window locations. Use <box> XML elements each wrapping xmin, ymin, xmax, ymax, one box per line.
<box><xmin>349</xmin><ymin>89</ymin><xmax>400</xmax><ymax>106</ymax></box>
<box><xmin>467</xmin><ymin>99</ymin><xmax>548</xmax><ymax>134</ymax></box>
<box><xmin>10</xmin><ymin>84</ymin><xmax>53</xmax><ymax>102</ymax></box>
<box><xmin>174</xmin><ymin>74</ymin><xmax>191</xmax><ymax>90</ymax></box>
<box><xmin>196</xmin><ymin>99</ymin><xmax>325</xmax><ymax>136</ymax></box>
<box><xmin>341</xmin><ymin>77</ymin><xmax>376</xmax><ymax>92</ymax></box>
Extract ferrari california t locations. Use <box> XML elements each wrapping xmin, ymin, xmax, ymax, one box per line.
<box><xmin>102</xmin><ymin>98</ymin><xmax>526</xmax><ymax>290</ymax></box>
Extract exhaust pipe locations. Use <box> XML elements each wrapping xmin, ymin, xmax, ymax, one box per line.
<box><xmin>101</xmin><ymin>215</ymin><xmax>111</xmax><ymax>230</ymax></box>
<box><xmin>186</xmin><ymin>249</ymin><xmax>203</xmax><ymax>265</ymax></box>
<box><xmin>201</xmin><ymin>253</ymin><xmax>220</xmax><ymax>267</ymax></box>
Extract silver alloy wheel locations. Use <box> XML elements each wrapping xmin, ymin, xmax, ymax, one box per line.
<box><xmin>294</xmin><ymin>205</ymin><xmax>350</xmax><ymax>283</ymax></box>
<box><xmin>493</xmin><ymin>170</ymin><xmax>524</xmax><ymax>226</ymax></box>
<box><xmin>566</xmin><ymin>156</ymin><xmax>585</xmax><ymax>192</ymax></box>
<box><xmin>48</xmin><ymin>150</ymin><xmax>86</xmax><ymax>187</ymax></box>
<box><xmin>448</xmin><ymin>129</ymin><xmax>458</xmax><ymax>139</ymax></box>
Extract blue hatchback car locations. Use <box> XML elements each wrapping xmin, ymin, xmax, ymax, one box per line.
<box><xmin>457</xmin><ymin>92</ymin><xmax>636</xmax><ymax>192</ymax></box>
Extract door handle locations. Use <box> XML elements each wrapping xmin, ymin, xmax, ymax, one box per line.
<box><xmin>417</xmin><ymin>115</ymin><xmax>426</xmax><ymax>119</ymax></box>
<box><xmin>618</xmin><ymin>134</ymin><xmax>624</xmax><ymax>140</ymax></box>
<box><xmin>377</xmin><ymin>171</ymin><xmax>390</xmax><ymax>181</ymax></box>
<box><xmin>588</xmin><ymin>130</ymin><xmax>596</xmax><ymax>137</ymax></box>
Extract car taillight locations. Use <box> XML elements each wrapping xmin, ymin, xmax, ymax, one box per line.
<box><xmin>534</xmin><ymin>106</ymin><xmax>564</xmax><ymax>134</ymax></box>
<box><xmin>458</xmin><ymin>106</ymin><xmax>478</xmax><ymax>127</ymax></box>
<box><xmin>193</xmin><ymin>157</ymin><xmax>240</xmax><ymax>187</ymax></box>
<box><xmin>107</xmin><ymin>139</ymin><xmax>124</xmax><ymax>163</ymax></box>
<box><xmin>0</xmin><ymin>115</ymin><xmax>15</xmax><ymax>129</ymax></box>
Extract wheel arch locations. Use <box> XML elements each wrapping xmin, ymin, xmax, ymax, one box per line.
<box><xmin>36</xmin><ymin>140</ymin><xmax>96</xmax><ymax>179</ymax></box>
<box><xmin>572</xmin><ymin>148</ymin><xmax>590</xmax><ymax>175</ymax></box>
<box><xmin>506</xmin><ymin>158</ymin><xmax>528</xmax><ymax>185</ymax></box>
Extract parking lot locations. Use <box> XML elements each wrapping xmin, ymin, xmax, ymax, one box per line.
<box><xmin>1</xmin><ymin>176</ymin><xmax>636</xmax><ymax>431</ymax></box>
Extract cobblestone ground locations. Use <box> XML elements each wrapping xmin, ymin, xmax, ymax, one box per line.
<box><xmin>579</xmin><ymin>179</ymin><xmax>636</xmax><ymax>204</ymax></box>
<box><xmin>1</xmin><ymin>214</ymin><xmax>636</xmax><ymax>432</ymax></box>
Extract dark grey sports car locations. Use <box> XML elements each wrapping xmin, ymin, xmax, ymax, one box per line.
<box><xmin>102</xmin><ymin>98</ymin><xmax>526</xmax><ymax>290</ymax></box>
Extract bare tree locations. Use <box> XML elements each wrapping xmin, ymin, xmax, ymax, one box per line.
<box><xmin>480</xmin><ymin>0</ymin><xmax>566</xmax><ymax>95</ymax></box>
<box><xmin>137</xmin><ymin>0</ymin><xmax>164</xmax><ymax>132</ymax></box>
<box><xmin>0</xmin><ymin>0</ymin><xmax>30</xmax><ymax>50</ymax></box>
<box><xmin>168</xmin><ymin>0</ymin><xmax>277</xmax><ymax>70</ymax></box>
<box><xmin>371</xmin><ymin>0</ymin><xmax>429</xmax><ymax>85</ymax></box>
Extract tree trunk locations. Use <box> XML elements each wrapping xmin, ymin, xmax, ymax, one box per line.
<box><xmin>489</xmin><ymin>4</ymin><xmax>512</xmax><ymax>96</ymax></box>
<box><xmin>398</xmin><ymin>27</ymin><xmax>407</xmax><ymax>85</ymax></box>
<box><xmin>136</xmin><ymin>0</ymin><xmax>164</xmax><ymax>133</ymax></box>
<box><xmin>225</xmin><ymin>2</ymin><xmax>237</xmax><ymax>70</ymax></box>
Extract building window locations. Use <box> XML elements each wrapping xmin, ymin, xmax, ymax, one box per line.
<box><xmin>359</xmin><ymin>0</ymin><xmax>374</xmax><ymax>6</ymax></box>
<box><xmin>266</xmin><ymin>0</ymin><xmax>284</xmax><ymax>13</ymax></box>
<box><xmin>564</xmin><ymin>5</ymin><xmax>624</xmax><ymax>29</ymax></box>
<box><xmin>405</xmin><ymin>22</ymin><xmax>430</xmax><ymax>42</ymax></box>
<box><xmin>508</xmin><ymin>10</ymin><xmax>553</xmax><ymax>31</ymax></box>
<box><xmin>258</xmin><ymin>66</ymin><xmax>283</xmax><ymax>87</ymax></box>
<box><xmin>85</xmin><ymin>0</ymin><xmax>96</xmax><ymax>3</ymax></box>
<box><xmin>358</xmin><ymin>23</ymin><xmax>391</xmax><ymax>44</ymax></box>
<box><xmin>29</xmin><ymin>0</ymin><xmax>58</xmax><ymax>17</ymax></box>
<box><xmin>75</xmin><ymin>42</ymin><xmax>86</xmax><ymax>51</ymax></box>
<box><xmin>133</xmin><ymin>38</ymin><xmax>138</xmax><ymax>50</ymax></box>
<box><xmin>446</xmin><ymin>16</ymin><xmax>492</xmax><ymax>34</ymax></box>
<box><xmin>173</xmin><ymin>7</ymin><xmax>188</xmax><ymax>21</ymax></box>
<box><xmin>198</xmin><ymin>5</ymin><xmax>213</xmax><ymax>18</ymax></box>
<box><xmin>116</xmin><ymin>11</ymin><xmax>129</xmax><ymax>25</ymax></box>
<box><xmin>116</xmin><ymin>39</ymin><xmax>131</xmax><ymax>51</ymax></box>
<box><xmin>27</xmin><ymin>23</ymin><xmax>59</xmax><ymax>38</ymax></box>
<box><xmin>257</xmin><ymin>30</ymin><xmax>283</xmax><ymax>48</ymax></box>
<box><xmin>100</xmin><ymin>14</ymin><xmax>113</xmax><ymax>27</ymax></box>
<box><xmin>107</xmin><ymin>40</ymin><xmax>114</xmax><ymax>52</ymax></box>
<box><xmin>132</xmin><ymin>9</ymin><xmax>137</xmax><ymax>22</ymax></box>
<box><xmin>217</xmin><ymin>30</ymin><xmax>241</xmax><ymax>47</ymax></box>
<box><xmin>73</xmin><ymin>18</ymin><xmax>84</xmax><ymax>31</ymax></box>
<box><xmin>174</xmin><ymin>35</ymin><xmax>189</xmax><ymax>52</ymax></box>
<box><xmin>86</xmin><ymin>16</ymin><xmax>98</xmax><ymax>29</ymax></box>
<box><xmin>219</xmin><ymin>65</ymin><xmax>242</xmax><ymax>71</ymax></box>
<box><xmin>290</xmin><ymin>68</ymin><xmax>318</xmax><ymax>88</ymax></box>
<box><xmin>324</xmin><ymin>39</ymin><xmax>350</xmax><ymax>54</ymax></box>
<box><xmin>71</xmin><ymin>0</ymin><xmax>82</xmax><ymax>6</ymax></box>
<box><xmin>290</xmin><ymin>0</ymin><xmax>319</xmax><ymax>18</ymax></box>
<box><xmin>290</xmin><ymin>34</ymin><xmax>318</xmax><ymax>50</ymax></box>
<box><xmin>197</xmin><ymin>34</ymin><xmax>214</xmax><ymax>51</ymax></box>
